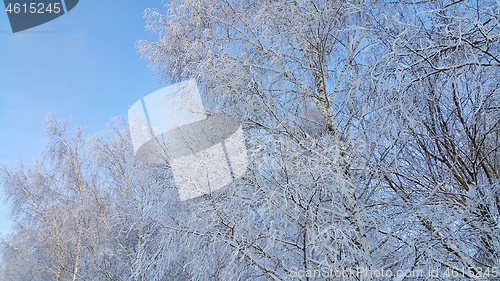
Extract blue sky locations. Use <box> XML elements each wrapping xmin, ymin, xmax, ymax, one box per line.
<box><xmin>0</xmin><ymin>1</ymin><xmax>167</xmax><ymax>238</ymax></box>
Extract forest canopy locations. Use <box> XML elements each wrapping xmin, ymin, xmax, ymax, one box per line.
<box><xmin>1</xmin><ymin>0</ymin><xmax>499</xmax><ymax>280</ymax></box>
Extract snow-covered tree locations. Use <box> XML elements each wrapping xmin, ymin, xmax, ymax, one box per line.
<box><xmin>1</xmin><ymin>0</ymin><xmax>498</xmax><ymax>280</ymax></box>
<box><xmin>134</xmin><ymin>0</ymin><xmax>499</xmax><ymax>279</ymax></box>
<box><xmin>369</xmin><ymin>0</ymin><xmax>500</xmax><ymax>275</ymax></box>
<box><xmin>0</xmin><ymin>117</ymin><xmax>125</xmax><ymax>280</ymax></box>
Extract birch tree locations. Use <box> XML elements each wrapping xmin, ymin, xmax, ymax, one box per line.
<box><xmin>1</xmin><ymin>0</ymin><xmax>498</xmax><ymax>280</ymax></box>
<box><xmin>0</xmin><ymin>118</ymin><xmax>138</xmax><ymax>280</ymax></box>
<box><xmin>136</xmin><ymin>0</ymin><xmax>499</xmax><ymax>279</ymax></box>
<box><xmin>370</xmin><ymin>0</ymin><xmax>500</xmax><ymax>276</ymax></box>
<box><xmin>135</xmin><ymin>0</ymin><xmax>401</xmax><ymax>280</ymax></box>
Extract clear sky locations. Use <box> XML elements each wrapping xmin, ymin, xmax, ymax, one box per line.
<box><xmin>0</xmin><ymin>1</ymin><xmax>167</xmax><ymax>238</ymax></box>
